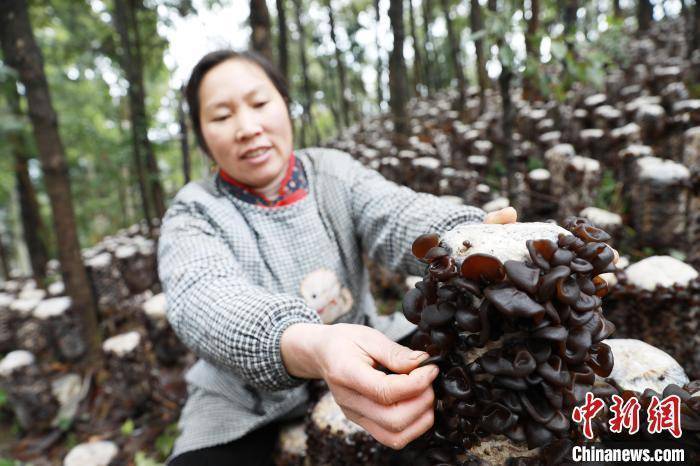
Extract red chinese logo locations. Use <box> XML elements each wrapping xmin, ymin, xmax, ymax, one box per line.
<box><xmin>647</xmin><ymin>394</ymin><xmax>682</xmax><ymax>438</ymax></box>
<box><xmin>572</xmin><ymin>392</ymin><xmax>605</xmax><ymax>439</ymax></box>
<box><xmin>608</xmin><ymin>395</ymin><xmax>641</xmax><ymax>435</ymax></box>
<box><xmin>571</xmin><ymin>392</ymin><xmax>683</xmax><ymax>438</ymax></box>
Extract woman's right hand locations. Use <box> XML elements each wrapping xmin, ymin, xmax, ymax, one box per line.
<box><xmin>281</xmin><ymin>323</ymin><xmax>438</xmax><ymax>449</ymax></box>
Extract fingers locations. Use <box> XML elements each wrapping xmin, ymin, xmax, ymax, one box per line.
<box><xmin>332</xmin><ymin>384</ymin><xmax>435</xmax><ymax>433</ymax></box>
<box><xmin>356</xmin><ymin>328</ymin><xmax>429</xmax><ymax>374</ymax></box>
<box><xmin>321</xmin><ymin>325</ymin><xmax>437</xmax><ymax>408</ymax></box>
<box><xmin>332</xmin><ymin>362</ymin><xmax>439</xmax><ymax>406</ymax></box>
<box><xmin>344</xmin><ymin>403</ymin><xmax>435</xmax><ymax>450</ymax></box>
<box><xmin>339</xmin><ymin>327</ymin><xmax>438</xmax><ymax>404</ymax></box>
<box><xmin>484</xmin><ymin>206</ymin><xmax>518</xmax><ymax>224</ymax></box>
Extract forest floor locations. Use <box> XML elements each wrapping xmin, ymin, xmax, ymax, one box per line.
<box><xmin>0</xmin><ymin>356</ymin><xmax>194</xmax><ymax>465</ymax></box>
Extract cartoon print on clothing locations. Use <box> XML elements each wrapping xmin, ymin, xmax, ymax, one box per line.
<box><xmin>300</xmin><ymin>268</ymin><xmax>353</xmax><ymax>323</ymax></box>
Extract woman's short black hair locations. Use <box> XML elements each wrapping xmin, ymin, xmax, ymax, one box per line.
<box><xmin>184</xmin><ymin>50</ymin><xmax>290</xmax><ymax>155</ymax></box>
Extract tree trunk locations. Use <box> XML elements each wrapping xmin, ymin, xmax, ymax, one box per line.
<box><xmin>292</xmin><ymin>0</ymin><xmax>319</xmax><ymax>146</ymax></box>
<box><xmin>275</xmin><ymin>0</ymin><xmax>289</xmax><ymax>83</ymax></box>
<box><xmin>117</xmin><ymin>122</ymin><xmax>138</xmax><ymax>225</ymax></box>
<box><xmin>388</xmin><ymin>0</ymin><xmax>409</xmax><ymax>135</ymax></box>
<box><xmin>613</xmin><ymin>0</ymin><xmax>622</xmax><ymax>18</ymax></box>
<box><xmin>692</xmin><ymin>0</ymin><xmax>700</xmax><ymax>58</ymax></box>
<box><xmin>470</xmin><ymin>0</ymin><xmax>488</xmax><ymax>107</ymax></box>
<box><xmin>250</xmin><ymin>0</ymin><xmax>273</xmax><ymax>62</ymax></box>
<box><xmin>4</xmin><ymin>77</ymin><xmax>49</xmax><ymax>288</ymax></box>
<box><xmin>523</xmin><ymin>0</ymin><xmax>541</xmax><ymax>101</ymax></box>
<box><xmin>178</xmin><ymin>86</ymin><xmax>191</xmax><ymax>185</ymax></box>
<box><xmin>324</xmin><ymin>67</ymin><xmax>342</xmax><ymax>134</ymax></box>
<box><xmin>421</xmin><ymin>0</ymin><xmax>436</xmax><ymax>94</ymax></box>
<box><xmin>613</xmin><ymin>0</ymin><xmax>621</xmax><ymax>17</ymax></box>
<box><xmin>680</xmin><ymin>0</ymin><xmax>687</xmax><ymax>23</ymax></box>
<box><xmin>347</xmin><ymin>3</ymin><xmax>367</xmax><ymax>122</ymax></box>
<box><xmin>407</xmin><ymin>0</ymin><xmax>423</xmax><ymax>97</ymax></box>
<box><xmin>440</xmin><ymin>0</ymin><xmax>466</xmax><ymax>111</ymax></box>
<box><xmin>126</xmin><ymin>0</ymin><xmax>166</xmax><ymax>220</ymax></box>
<box><xmin>0</xmin><ymin>231</ymin><xmax>10</xmax><ymax>280</ymax></box>
<box><xmin>499</xmin><ymin>65</ymin><xmax>518</xmax><ymax>212</ymax></box>
<box><xmin>563</xmin><ymin>0</ymin><xmax>578</xmax><ymax>36</ymax></box>
<box><xmin>637</xmin><ymin>0</ymin><xmax>653</xmax><ymax>32</ymax></box>
<box><xmin>488</xmin><ymin>0</ymin><xmax>497</xmax><ymax>12</ymax></box>
<box><xmin>0</xmin><ymin>0</ymin><xmax>101</xmax><ymax>366</ymax></box>
<box><xmin>374</xmin><ymin>0</ymin><xmax>384</xmax><ymax>107</ymax></box>
<box><xmin>15</xmin><ymin>153</ymin><xmax>50</xmax><ymax>288</ymax></box>
<box><xmin>116</xmin><ymin>164</ymin><xmax>129</xmax><ymax>227</ymax></box>
<box><xmin>326</xmin><ymin>0</ymin><xmax>350</xmax><ymax>128</ymax></box>
<box><xmin>112</xmin><ymin>0</ymin><xmax>153</xmax><ymax>230</ymax></box>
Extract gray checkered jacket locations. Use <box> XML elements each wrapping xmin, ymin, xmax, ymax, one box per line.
<box><xmin>157</xmin><ymin>147</ymin><xmax>485</xmax><ymax>458</ymax></box>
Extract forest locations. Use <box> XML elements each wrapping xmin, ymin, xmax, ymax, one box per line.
<box><xmin>0</xmin><ymin>0</ymin><xmax>699</xmax><ymax>464</ymax></box>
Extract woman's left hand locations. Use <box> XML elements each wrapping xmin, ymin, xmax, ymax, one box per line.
<box><xmin>484</xmin><ymin>207</ymin><xmax>518</xmax><ymax>224</ymax></box>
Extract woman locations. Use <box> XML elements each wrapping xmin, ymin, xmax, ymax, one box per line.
<box><xmin>158</xmin><ymin>50</ymin><xmax>517</xmax><ymax>465</ymax></box>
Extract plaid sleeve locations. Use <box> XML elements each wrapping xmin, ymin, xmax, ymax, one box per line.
<box><xmin>157</xmin><ymin>202</ymin><xmax>322</xmax><ymax>392</ymax></box>
<box><xmin>339</xmin><ymin>153</ymin><xmax>486</xmax><ymax>276</ymax></box>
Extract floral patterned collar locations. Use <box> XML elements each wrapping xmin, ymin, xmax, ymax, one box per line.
<box><xmin>218</xmin><ymin>152</ymin><xmax>308</xmax><ymax>207</ymax></box>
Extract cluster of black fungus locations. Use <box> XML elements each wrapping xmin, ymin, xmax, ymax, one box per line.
<box><xmin>402</xmin><ymin>218</ymin><xmax>618</xmax><ymax>464</ymax></box>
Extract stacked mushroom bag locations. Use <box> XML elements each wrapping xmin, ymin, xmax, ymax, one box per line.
<box><xmin>402</xmin><ymin>218</ymin><xmax>619</xmax><ymax>464</ymax></box>
<box><xmin>274</xmin><ymin>421</ymin><xmax>307</xmax><ymax>466</ymax></box>
<box><xmin>605</xmin><ymin>256</ymin><xmax>700</xmax><ymax>379</ymax></box>
<box><xmin>305</xmin><ymin>391</ymin><xmax>392</xmax><ymax>466</ymax></box>
<box><xmin>589</xmin><ymin>340</ymin><xmax>700</xmax><ymax>461</ymax></box>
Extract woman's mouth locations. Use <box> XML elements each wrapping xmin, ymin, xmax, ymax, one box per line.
<box><xmin>241</xmin><ymin>147</ymin><xmax>271</xmax><ymax>165</ymax></box>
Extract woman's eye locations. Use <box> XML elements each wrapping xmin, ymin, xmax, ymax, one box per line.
<box><xmin>213</xmin><ymin>115</ymin><xmax>229</xmax><ymax>122</ymax></box>
<box><xmin>254</xmin><ymin>101</ymin><xmax>268</xmax><ymax>108</ymax></box>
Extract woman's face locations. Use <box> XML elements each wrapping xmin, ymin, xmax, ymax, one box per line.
<box><xmin>198</xmin><ymin>59</ymin><xmax>293</xmax><ymax>187</ymax></box>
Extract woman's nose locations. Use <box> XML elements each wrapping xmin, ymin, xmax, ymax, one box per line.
<box><xmin>234</xmin><ymin>110</ymin><xmax>263</xmax><ymax>141</ymax></box>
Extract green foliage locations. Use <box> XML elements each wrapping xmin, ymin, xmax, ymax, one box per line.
<box><xmin>526</xmin><ymin>157</ymin><xmax>544</xmax><ymax>172</ymax></box>
<box><xmin>0</xmin><ymin>459</ymin><xmax>21</xmax><ymax>466</ymax></box>
<box><xmin>9</xmin><ymin>420</ymin><xmax>20</xmax><ymax>437</ymax></box>
<box><xmin>690</xmin><ymin>82</ymin><xmax>700</xmax><ymax>99</ymax></box>
<box><xmin>595</xmin><ymin>14</ymin><xmax>633</xmax><ymax>68</ymax></box>
<box><xmin>0</xmin><ymin>0</ymin><xmax>196</xmax><ymax>256</ymax></box>
<box><xmin>485</xmin><ymin>159</ymin><xmax>506</xmax><ymax>189</ymax></box>
<box><xmin>64</xmin><ymin>431</ymin><xmax>79</xmax><ymax>452</ymax></box>
<box><xmin>476</xmin><ymin>1</ymin><xmax>630</xmax><ymax>106</ymax></box>
<box><xmin>57</xmin><ymin>416</ymin><xmax>72</xmax><ymax>431</ymax></box>
<box><xmin>121</xmin><ymin>418</ymin><xmax>135</xmax><ymax>436</ymax></box>
<box><xmin>154</xmin><ymin>423</ymin><xmax>179</xmax><ymax>460</ymax></box>
<box><xmin>669</xmin><ymin>250</ymin><xmax>687</xmax><ymax>262</ymax></box>
<box><xmin>134</xmin><ymin>452</ymin><xmax>163</xmax><ymax>466</ymax></box>
<box><xmin>594</xmin><ymin>169</ymin><xmax>624</xmax><ymax>213</ymax></box>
